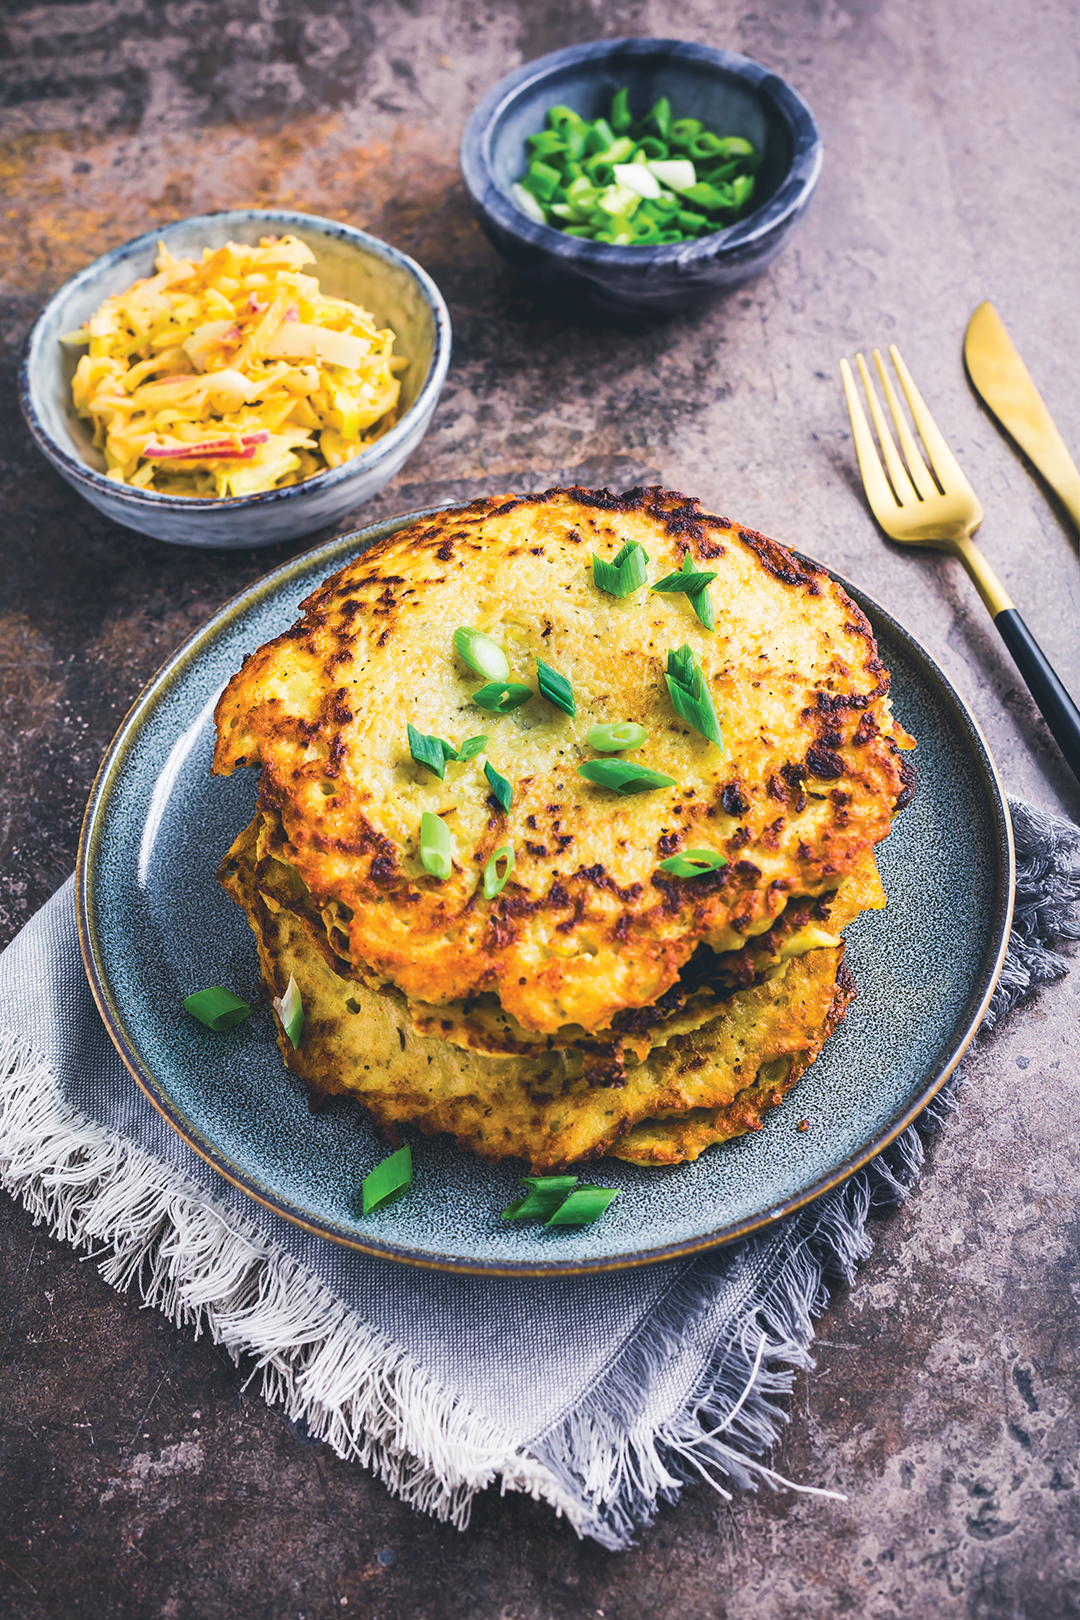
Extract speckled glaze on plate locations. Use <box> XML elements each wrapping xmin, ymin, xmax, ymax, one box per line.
<box><xmin>77</xmin><ymin>508</ymin><xmax>1014</xmax><ymax>1276</ymax></box>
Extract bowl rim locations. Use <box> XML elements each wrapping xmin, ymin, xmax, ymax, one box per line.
<box><xmin>17</xmin><ymin>207</ymin><xmax>452</xmax><ymax>514</ymax></box>
<box><xmin>460</xmin><ymin>36</ymin><xmax>823</xmax><ymax>266</ymax></box>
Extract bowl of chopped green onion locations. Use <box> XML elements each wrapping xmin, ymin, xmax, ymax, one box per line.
<box><xmin>461</xmin><ymin>38</ymin><xmax>822</xmax><ymax>314</ymax></box>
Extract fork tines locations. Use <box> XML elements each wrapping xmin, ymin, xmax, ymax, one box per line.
<box><xmin>840</xmin><ymin>343</ymin><xmax>974</xmax><ymax>509</ymax></box>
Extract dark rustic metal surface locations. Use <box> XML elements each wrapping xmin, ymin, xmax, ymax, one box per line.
<box><xmin>2</xmin><ymin>2</ymin><xmax>1079</xmax><ymax>1616</ymax></box>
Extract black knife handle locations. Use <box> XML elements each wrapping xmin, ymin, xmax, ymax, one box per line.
<box><xmin>994</xmin><ymin>607</ymin><xmax>1080</xmax><ymax>784</ymax></box>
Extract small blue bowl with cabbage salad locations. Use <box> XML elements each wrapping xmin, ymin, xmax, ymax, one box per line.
<box><xmin>19</xmin><ymin>209</ymin><xmax>451</xmax><ymax>548</ymax></box>
<box><xmin>460</xmin><ymin>38</ymin><xmax>822</xmax><ymax>315</ymax></box>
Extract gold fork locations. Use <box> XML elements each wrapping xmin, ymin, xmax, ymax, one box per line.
<box><xmin>840</xmin><ymin>344</ymin><xmax>1080</xmax><ymax>785</ymax></box>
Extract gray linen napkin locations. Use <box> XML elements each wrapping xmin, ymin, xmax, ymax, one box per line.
<box><xmin>1</xmin><ymin>798</ymin><xmax>1076</xmax><ymax>1549</ymax></box>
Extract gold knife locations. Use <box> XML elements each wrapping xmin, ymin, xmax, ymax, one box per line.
<box><xmin>964</xmin><ymin>301</ymin><xmax>1080</xmax><ymax>534</ymax></box>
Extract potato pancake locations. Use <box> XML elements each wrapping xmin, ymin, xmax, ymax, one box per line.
<box><xmin>240</xmin><ymin>804</ymin><xmax>883</xmax><ymax>1067</ymax></box>
<box><xmin>214</xmin><ymin>488</ymin><xmax>914</xmax><ymax>1040</ymax></box>
<box><xmin>221</xmin><ymin>814</ymin><xmax>874</xmax><ymax>1170</ymax></box>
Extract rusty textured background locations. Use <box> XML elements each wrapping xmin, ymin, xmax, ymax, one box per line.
<box><xmin>1</xmin><ymin>2</ymin><xmax>1079</xmax><ymax>1616</ymax></box>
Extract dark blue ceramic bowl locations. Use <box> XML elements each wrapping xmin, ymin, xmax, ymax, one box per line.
<box><xmin>460</xmin><ymin>38</ymin><xmax>822</xmax><ymax>315</ymax></box>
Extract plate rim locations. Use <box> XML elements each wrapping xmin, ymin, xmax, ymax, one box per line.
<box><xmin>77</xmin><ymin>506</ymin><xmax>1015</xmax><ymax>1277</ymax></box>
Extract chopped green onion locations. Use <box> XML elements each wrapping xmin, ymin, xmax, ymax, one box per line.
<box><xmin>537</xmin><ymin>657</ymin><xmax>576</xmax><ymax>717</ymax></box>
<box><xmin>545</xmin><ymin>1186</ymin><xmax>619</xmax><ymax>1226</ymax></box>
<box><xmin>699</xmin><ymin>158</ymin><xmax>744</xmax><ymax>184</ymax></box>
<box><xmin>420</xmin><ymin>811</ymin><xmax>453</xmax><ymax>880</ymax></box>
<box><xmin>669</xmin><ymin>118</ymin><xmax>704</xmax><ymax>145</ymax></box>
<box><xmin>182</xmin><ymin>986</ymin><xmax>252</xmax><ymax>1031</ymax></box>
<box><xmin>657</xmin><ymin>848</ymin><xmax>728</xmax><ymax>878</ymax></box>
<box><xmin>667</xmin><ymin>643</ymin><xmax>696</xmax><ymax>687</ymax></box>
<box><xmin>453</xmin><ymin>627</ymin><xmax>510</xmax><ymax>683</ymax></box>
<box><xmin>511</xmin><ymin>182</ymin><xmax>547</xmax><ymax>225</ymax></box>
<box><xmin>502</xmin><ymin>1175</ymin><xmax>580</xmax><ymax>1221</ymax></box>
<box><xmin>577</xmin><ymin>760</ymin><xmax>677</xmax><ymax>794</ymax></box>
<box><xmin>526</xmin><ymin>130</ymin><xmax>568</xmax><ymax>157</ymax></box>
<box><xmin>654</xmin><ymin>557</ymin><xmax>712</xmax><ymax>631</ymax></box>
<box><xmin>591</xmin><ymin>539</ymin><xmax>649</xmax><ymax>598</ymax></box>
<box><xmin>548</xmin><ymin>104</ymin><xmax>586</xmax><ymax>132</ymax></box>
<box><xmin>362</xmin><ymin>1144</ymin><xmax>413</xmax><ymax>1215</ymax></box>
<box><xmin>272</xmin><ymin>974</ymin><xmax>304</xmax><ymax>1049</ymax></box>
<box><xmin>471</xmin><ymin>681</ymin><xmax>533</xmax><ymax>714</ymax></box>
<box><xmin>484</xmin><ymin>760</ymin><xmax>513</xmax><ymax>812</ymax></box>
<box><xmin>681</xmin><ymin>180</ymin><xmax>735</xmax><ymax>211</ymax></box>
<box><xmin>653</xmin><ymin>553</ymin><xmax>718</xmax><ymax>632</ymax></box>
<box><xmin>523</xmin><ymin>158</ymin><xmax>562</xmax><ymax>200</ymax></box>
<box><xmin>597</xmin><ymin>182</ymin><xmax>641</xmax><ymax>218</ymax></box>
<box><xmin>513</xmin><ymin>94</ymin><xmax>759</xmax><ymax>244</ymax></box>
<box><xmin>665</xmin><ymin>644</ymin><xmax>725</xmax><ymax>752</ymax></box>
<box><xmin>613</xmin><ymin>162</ymin><xmax>661</xmax><ymax>199</ymax></box>
<box><xmin>647</xmin><ymin>158</ymin><xmax>697</xmax><ymax>193</ymax></box>
<box><xmin>690</xmin><ymin>584</ymin><xmax>715</xmax><ymax>631</ymax></box>
<box><xmin>456</xmin><ymin>733</ymin><xmax>488</xmax><ymax>762</ymax></box>
<box><xmin>731</xmin><ymin>173</ymin><xmax>756</xmax><ymax>209</ymax></box>
<box><xmin>609</xmin><ymin>87</ymin><xmax>633</xmax><ymax>132</ymax></box>
<box><xmin>688</xmin><ymin>131</ymin><xmax>728</xmax><ymax>159</ymax></box>
<box><xmin>645</xmin><ymin>96</ymin><xmax>672</xmax><ymax>139</ymax></box>
<box><xmin>581</xmin><ymin>117</ymin><xmax>613</xmax><ymax>154</ymax></box>
<box><xmin>483</xmin><ymin>844</ymin><xmax>515</xmax><ymax>899</ymax></box>
<box><xmin>408</xmin><ymin>721</ymin><xmax>456</xmax><ymax>779</ymax></box>
<box><xmin>585</xmin><ymin>720</ymin><xmax>649</xmax><ymax>752</ymax></box>
<box><xmin>716</xmin><ymin>136</ymin><xmax>756</xmax><ymax>159</ymax></box>
<box><xmin>595</xmin><ymin>136</ymin><xmax>634</xmax><ymax>165</ymax></box>
<box><xmin>652</xmin><ymin>552</ymin><xmax>719</xmax><ymax>595</ymax></box>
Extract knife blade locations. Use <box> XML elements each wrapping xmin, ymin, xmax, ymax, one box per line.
<box><xmin>964</xmin><ymin>300</ymin><xmax>1080</xmax><ymax>534</ymax></box>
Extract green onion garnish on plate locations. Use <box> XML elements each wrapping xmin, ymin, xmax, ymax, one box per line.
<box><xmin>471</xmin><ymin>681</ymin><xmax>533</xmax><ymax>714</ymax></box>
<box><xmin>577</xmin><ymin>759</ymin><xmax>677</xmax><ymax>794</ymax></box>
<box><xmin>502</xmin><ymin>1175</ymin><xmax>580</xmax><ymax>1221</ymax></box>
<box><xmin>657</xmin><ymin>848</ymin><xmax>728</xmax><ymax>878</ymax></box>
<box><xmin>453</xmin><ymin>627</ymin><xmax>510</xmax><ymax>683</ymax></box>
<box><xmin>484</xmin><ymin>844</ymin><xmax>515</xmax><ymax>898</ymax></box>
<box><xmin>272</xmin><ymin>974</ymin><xmax>304</xmax><ymax>1049</ymax></box>
<box><xmin>585</xmin><ymin>720</ymin><xmax>648</xmax><ymax>752</ymax></box>
<box><xmin>537</xmin><ymin>657</ymin><xmax>575</xmax><ymax>716</ymax></box>
<box><xmin>484</xmin><ymin>760</ymin><xmax>513</xmax><ymax>812</ymax></box>
<box><xmin>665</xmin><ymin>644</ymin><xmax>725</xmax><ymax>751</ymax></box>
<box><xmin>408</xmin><ymin>721</ymin><xmax>457</xmax><ymax>779</ymax></box>
<box><xmin>182</xmin><ymin>986</ymin><xmax>252</xmax><ymax>1031</ymax></box>
<box><xmin>501</xmin><ymin>1174</ymin><xmax>617</xmax><ymax>1226</ymax></box>
<box><xmin>362</xmin><ymin>1144</ymin><xmax>413</xmax><ymax>1215</ymax></box>
<box><xmin>419</xmin><ymin>811</ymin><xmax>453</xmax><ymax>880</ymax></box>
<box><xmin>545</xmin><ymin>1186</ymin><xmax>619</xmax><ymax>1226</ymax></box>
<box><xmin>591</xmin><ymin>540</ymin><xmax>649</xmax><ymax>598</ymax></box>
<box><xmin>456</xmin><ymin>733</ymin><xmax>488</xmax><ymax>762</ymax></box>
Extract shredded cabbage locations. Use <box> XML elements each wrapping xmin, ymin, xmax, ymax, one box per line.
<box><xmin>67</xmin><ymin>235</ymin><xmax>407</xmax><ymax>498</ymax></box>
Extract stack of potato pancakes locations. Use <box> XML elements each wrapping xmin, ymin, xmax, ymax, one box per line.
<box><xmin>213</xmin><ymin>488</ymin><xmax>915</xmax><ymax>1172</ymax></box>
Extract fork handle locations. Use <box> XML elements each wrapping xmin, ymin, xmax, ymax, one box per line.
<box><xmin>994</xmin><ymin>608</ymin><xmax>1080</xmax><ymax>783</ymax></box>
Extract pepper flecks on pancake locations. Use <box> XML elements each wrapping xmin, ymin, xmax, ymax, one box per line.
<box><xmin>213</xmin><ymin>487</ymin><xmax>914</xmax><ymax>1039</ymax></box>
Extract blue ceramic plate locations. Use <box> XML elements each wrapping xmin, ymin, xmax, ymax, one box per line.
<box><xmin>77</xmin><ymin>509</ymin><xmax>1013</xmax><ymax>1276</ymax></box>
